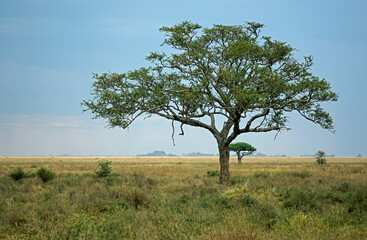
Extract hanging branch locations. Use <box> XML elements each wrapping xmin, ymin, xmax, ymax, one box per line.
<box><xmin>171</xmin><ymin>119</ymin><xmax>176</xmax><ymax>146</ymax></box>
<box><xmin>179</xmin><ymin>122</ymin><xmax>185</xmax><ymax>135</ymax></box>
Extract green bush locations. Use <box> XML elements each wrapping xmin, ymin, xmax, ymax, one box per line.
<box><xmin>10</xmin><ymin>168</ymin><xmax>27</xmax><ymax>181</ymax></box>
<box><xmin>96</xmin><ymin>160</ymin><xmax>112</xmax><ymax>177</ymax></box>
<box><xmin>206</xmin><ymin>170</ymin><xmax>220</xmax><ymax>177</ymax></box>
<box><xmin>250</xmin><ymin>202</ymin><xmax>280</xmax><ymax>229</ymax></box>
<box><xmin>279</xmin><ymin>187</ymin><xmax>318</xmax><ymax>212</ymax></box>
<box><xmin>237</xmin><ymin>194</ymin><xmax>256</xmax><ymax>208</ymax></box>
<box><xmin>336</xmin><ymin>181</ymin><xmax>350</xmax><ymax>193</ymax></box>
<box><xmin>128</xmin><ymin>189</ymin><xmax>148</xmax><ymax>209</ymax></box>
<box><xmin>344</xmin><ymin>184</ymin><xmax>367</xmax><ymax>218</ymax></box>
<box><xmin>37</xmin><ymin>167</ymin><xmax>55</xmax><ymax>183</ymax></box>
<box><xmin>230</xmin><ymin>175</ymin><xmax>248</xmax><ymax>185</ymax></box>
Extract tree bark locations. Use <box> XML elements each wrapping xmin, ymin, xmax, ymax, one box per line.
<box><xmin>236</xmin><ymin>151</ymin><xmax>242</xmax><ymax>164</ymax></box>
<box><xmin>218</xmin><ymin>144</ymin><xmax>230</xmax><ymax>184</ymax></box>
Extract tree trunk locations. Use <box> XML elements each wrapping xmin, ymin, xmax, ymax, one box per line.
<box><xmin>218</xmin><ymin>144</ymin><xmax>230</xmax><ymax>184</ymax></box>
<box><xmin>236</xmin><ymin>151</ymin><xmax>242</xmax><ymax>164</ymax></box>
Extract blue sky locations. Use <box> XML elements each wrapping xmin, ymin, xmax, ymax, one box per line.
<box><xmin>0</xmin><ymin>0</ymin><xmax>366</xmax><ymax>156</ymax></box>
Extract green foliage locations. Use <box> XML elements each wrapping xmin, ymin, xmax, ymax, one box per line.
<box><xmin>37</xmin><ymin>168</ymin><xmax>55</xmax><ymax>183</ymax></box>
<box><xmin>127</xmin><ymin>189</ymin><xmax>148</xmax><ymax>209</ymax></box>
<box><xmin>10</xmin><ymin>168</ymin><xmax>37</xmax><ymax>181</ymax></box>
<box><xmin>82</xmin><ymin>22</ymin><xmax>338</xmax><ymax>133</ymax></box>
<box><xmin>316</xmin><ymin>150</ymin><xmax>327</xmax><ymax>165</ymax></box>
<box><xmin>10</xmin><ymin>168</ymin><xmax>27</xmax><ymax>181</ymax></box>
<box><xmin>95</xmin><ymin>160</ymin><xmax>112</xmax><ymax>178</ymax></box>
<box><xmin>251</xmin><ymin>202</ymin><xmax>281</xmax><ymax>229</ymax></box>
<box><xmin>206</xmin><ymin>170</ymin><xmax>220</xmax><ymax>177</ymax></box>
<box><xmin>279</xmin><ymin>187</ymin><xmax>319</xmax><ymax>212</ymax></box>
<box><xmin>237</xmin><ymin>193</ymin><xmax>256</xmax><ymax>208</ymax></box>
<box><xmin>229</xmin><ymin>142</ymin><xmax>256</xmax><ymax>152</ymax></box>
<box><xmin>343</xmin><ymin>184</ymin><xmax>367</xmax><ymax>222</ymax></box>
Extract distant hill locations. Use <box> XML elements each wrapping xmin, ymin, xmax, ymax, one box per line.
<box><xmin>250</xmin><ymin>152</ymin><xmax>267</xmax><ymax>157</ymax></box>
<box><xmin>137</xmin><ymin>151</ymin><xmax>217</xmax><ymax>157</ymax></box>
<box><xmin>301</xmin><ymin>153</ymin><xmax>336</xmax><ymax>157</ymax></box>
<box><xmin>183</xmin><ymin>152</ymin><xmax>217</xmax><ymax>157</ymax></box>
<box><xmin>136</xmin><ymin>151</ymin><xmax>177</xmax><ymax>157</ymax></box>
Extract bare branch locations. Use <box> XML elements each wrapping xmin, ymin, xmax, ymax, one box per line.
<box><xmin>248</xmin><ymin>125</ymin><xmax>280</xmax><ymax>133</ymax></box>
<box><xmin>171</xmin><ymin>120</ymin><xmax>175</xmax><ymax>146</ymax></box>
<box><xmin>244</xmin><ymin>108</ymin><xmax>270</xmax><ymax>132</ymax></box>
<box><xmin>155</xmin><ymin>111</ymin><xmax>221</xmax><ymax>139</ymax></box>
<box><xmin>179</xmin><ymin>122</ymin><xmax>185</xmax><ymax>135</ymax></box>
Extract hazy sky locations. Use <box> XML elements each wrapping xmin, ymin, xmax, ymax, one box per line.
<box><xmin>0</xmin><ymin>0</ymin><xmax>366</xmax><ymax>157</ymax></box>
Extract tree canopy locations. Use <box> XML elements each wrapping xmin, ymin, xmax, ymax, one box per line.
<box><xmin>82</xmin><ymin>21</ymin><xmax>338</xmax><ymax>183</ymax></box>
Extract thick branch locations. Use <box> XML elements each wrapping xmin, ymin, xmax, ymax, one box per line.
<box><xmin>248</xmin><ymin>125</ymin><xmax>280</xmax><ymax>133</ymax></box>
<box><xmin>225</xmin><ymin>109</ymin><xmax>270</xmax><ymax>145</ymax></box>
<box><xmin>244</xmin><ymin>108</ymin><xmax>270</xmax><ymax>132</ymax></box>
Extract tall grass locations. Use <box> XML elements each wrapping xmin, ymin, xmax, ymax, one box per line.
<box><xmin>0</xmin><ymin>157</ymin><xmax>366</xmax><ymax>239</ymax></box>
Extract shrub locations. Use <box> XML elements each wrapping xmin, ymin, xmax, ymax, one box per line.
<box><xmin>207</xmin><ymin>170</ymin><xmax>220</xmax><ymax>177</ymax></box>
<box><xmin>132</xmin><ymin>172</ymin><xmax>145</xmax><ymax>187</ymax></box>
<box><xmin>230</xmin><ymin>175</ymin><xmax>247</xmax><ymax>185</ymax></box>
<box><xmin>96</xmin><ymin>160</ymin><xmax>112</xmax><ymax>177</ymax></box>
<box><xmin>199</xmin><ymin>194</ymin><xmax>231</xmax><ymax>209</ymax></box>
<box><xmin>275</xmin><ymin>171</ymin><xmax>312</xmax><ymax>178</ymax></box>
<box><xmin>290</xmin><ymin>171</ymin><xmax>311</xmax><ymax>178</ymax></box>
<box><xmin>345</xmin><ymin>184</ymin><xmax>367</xmax><ymax>217</ymax></box>
<box><xmin>337</xmin><ymin>181</ymin><xmax>350</xmax><ymax>193</ymax></box>
<box><xmin>37</xmin><ymin>167</ymin><xmax>55</xmax><ymax>183</ymax></box>
<box><xmin>237</xmin><ymin>194</ymin><xmax>256</xmax><ymax>208</ymax></box>
<box><xmin>128</xmin><ymin>189</ymin><xmax>148</xmax><ymax>209</ymax></box>
<box><xmin>279</xmin><ymin>187</ymin><xmax>318</xmax><ymax>212</ymax></box>
<box><xmin>250</xmin><ymin>202</ymin><xmax>280</xmax><ymax>229</ymax></box>
<box><xmin>252</xmin><ymin>172</ymin><xmax>270</xmax><ymax>178</ymax></box>
<box><xmin>10</xmin><ymin>168</ymin><xmax>26</xmax><ymax>181</ymax></box>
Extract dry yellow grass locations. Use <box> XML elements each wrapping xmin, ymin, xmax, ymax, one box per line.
<box><xmin>1</xmin><ymin>156</ymin><xmax>366</xmax><ymax>178</ymax></box>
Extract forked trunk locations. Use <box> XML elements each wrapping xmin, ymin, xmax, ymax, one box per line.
<box><xmin>218</xmin><ymin>144</ymin><xmax>230</xmax><ymax>184</ymax></box>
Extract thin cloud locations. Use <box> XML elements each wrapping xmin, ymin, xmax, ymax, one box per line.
<box><xmin>0</xmin><ymin>114</ymin><xmax>103</xmax><ymax>129</ymax></box>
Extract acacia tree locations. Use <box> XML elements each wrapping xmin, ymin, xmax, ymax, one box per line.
<box><xmin>229</xmin><ymin>142</ymin><xmax>256</xmax><ymax>164</ymax></box>
<box><xmin>82</xmin><ymin>21</ymin><xmax>338</xmax><ymax>184</ymax></box>
<box><xmin>315</xmin><ymin>150</ymin><xmax>327</xmax><ymax>165</ymax></box>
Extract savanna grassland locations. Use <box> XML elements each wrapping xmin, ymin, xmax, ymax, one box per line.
<box><xmin>0</xmin><ymin>156</ymin><xmax>366</xmax><ymax>239</ymax></box>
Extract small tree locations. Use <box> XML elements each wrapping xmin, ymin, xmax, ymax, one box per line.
<box><xmin>315</xmin><ymin>150</ymin><xmax>326</xmax><ymax>165</ymax></box>
<box><xmin>96</xmin><ymin>160</ymin><xmax>112</xmax><ymax>177</ymax></box>
<box><xmin>229</xmin><ymin>142</ymin><xmax>256</xmax><ymax>164</ymax></box>
<box><xmin>37</xmin><ymin>167</ymin><xmax>55</xmax><ymax>183</ymax></box>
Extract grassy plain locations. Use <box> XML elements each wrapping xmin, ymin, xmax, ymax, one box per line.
<box><xmin>0</xmin><ymin>156</ymin><xmax>366</xmax><ymax>239</ymax></box>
